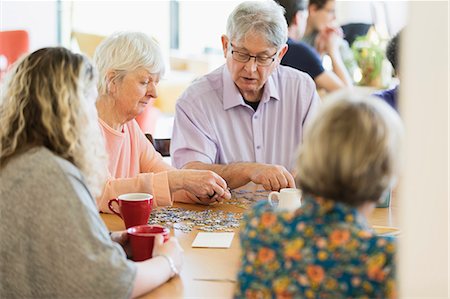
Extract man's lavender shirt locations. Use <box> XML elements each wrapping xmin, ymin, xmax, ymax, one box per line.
<box><xmin>171</xmin><ymin>64</ymin><xmax>320</xmax><ymax>171</ymax></box>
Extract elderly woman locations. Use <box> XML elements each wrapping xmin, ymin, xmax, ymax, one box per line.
<box><xmin>236</xmin><ymin>94</ymin><xmax>403</xmax><ymax>298</ymax></box>
<box><xmin>0</xmin><ymin>47</ymin><xmax>183</xmax><ymax>298</ymax></box>
<box><xmin>94</xmin><ymin>32</ymin><xmax>231</xmax><ymax>213</ymax></box>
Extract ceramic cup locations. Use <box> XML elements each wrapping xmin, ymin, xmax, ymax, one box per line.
<box><xmin>127</xmin><ymin>224</ymin><xmax>170</xmax><ymax>262</ymax></box>
<box><xmin>108</xmin><ymin>193</ymin><xmax>153</xmax><ymax>229</ymax></box>
<box><xmin>268</xmin><ymin>188</ymin><xmax>302</xmax><ymax>211</ymax></box>
<box><xmin>376</xmin><ymin>189</ymin><xmax>392</xmax><ymax>208</ymax></box>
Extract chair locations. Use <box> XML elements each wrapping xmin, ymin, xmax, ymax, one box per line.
<box><xmin>145</xmin><ymin>134</ymin><xmax>171</xmax><ymax>157</ymax></box>
<box><xmin>71</xmin><ymin>31</ymin><xmax>106</xmax><ymax>58</ymax></box>
<box><xmin>0</xmin><ymin>30</ymin><xmax>29</xmax><ymax>79</ymax></box>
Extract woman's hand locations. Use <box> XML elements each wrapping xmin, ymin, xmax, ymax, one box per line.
<box><xmin>110</xmin><ymin>230</ymin><xmax>133</xmax><ymax>258</ymax></box>
<box><xmin>315</xmin><ymin>25</ymin><xmax>343</xmax><ymax>56</ymax></box>
<box><xmin>152</xmin><ymin>235</ymin><xmax>184</xmax><ymax>275</ymax></box>
<box><xmin>168</xmin><ymin>169</ymin><xmax>231</xmax><ymax>200</ymax></box>
<box><xmin>184</xmin><ymin>191</ymin><xmax>225</xmax><ymax>205</ymax></box>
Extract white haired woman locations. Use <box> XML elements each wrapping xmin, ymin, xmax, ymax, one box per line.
<box><xmin>0</xmin><ymin>47</ymin><xmax>183</xmax><ymax>298</ymax></box>
<box><xmin>236</xmin><ymin>93</ymin><xmax>403</xmax><ymax>298</ymax></box>
<box><xmin>94</xmin><ymin>32</ymin><xmax>231</xmax><ymax>213</ymax></box>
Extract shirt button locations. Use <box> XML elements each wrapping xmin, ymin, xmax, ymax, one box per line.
<box><xmin>254</xmin><ymin>115</ymin><xmax>258</xmax><ymax>119</ymax></box>
<box><xmin>256</xmin><ymin>145</ymin><xmax>261</xmax><ymax>150</ymax></box>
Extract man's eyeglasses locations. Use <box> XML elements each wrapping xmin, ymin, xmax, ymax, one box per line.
<box><xmin>230</xmin><ymin>43</ymin><xmax>278</xmax><ymax>67</ymax></box>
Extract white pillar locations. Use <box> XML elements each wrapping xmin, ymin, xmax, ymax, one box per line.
<box><xmin>399</xmin><ymin>1</ymin><xmax>449</xmax><ymax>297</ymax></box>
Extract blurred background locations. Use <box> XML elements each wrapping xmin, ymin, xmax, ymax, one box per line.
<box><xmin>1</xmin><ymin>0</ymin><xmax>408</xmax><ymax>126</ymax></box>
<box><xmin>0</xmin><ymin>1</ymin><xmax>448</xmax><ymax>297</ymax></box>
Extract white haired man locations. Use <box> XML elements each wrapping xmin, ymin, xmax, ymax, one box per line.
<box><xmin>171</xmin><ymin>1</ymin><xmax>320</xmax><ymax>192</ymax></box>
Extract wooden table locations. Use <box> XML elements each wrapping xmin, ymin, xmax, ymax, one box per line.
<box><xmin>101</xmin><ymin>201</ymin><xmax>398</xmax><ymax>298</ymax></box>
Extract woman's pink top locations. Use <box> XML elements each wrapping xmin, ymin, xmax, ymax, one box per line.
<box><xmin>97</xmin><ymin>118</ymin><xmax>174</xmax><ymax>213</ymax></box>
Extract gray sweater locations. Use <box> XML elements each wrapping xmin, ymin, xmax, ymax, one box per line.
<box><xmin>0</xmin><ymin>147</ymin><xmax>136</xmax><ymax>298</ymax></box>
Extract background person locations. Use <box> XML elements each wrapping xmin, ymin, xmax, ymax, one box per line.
<box><xmin>372</xmin><ymin>30</ymin><xmax>402</xmax><ymax>111</ymax></box>
<box><xmin>303</xmin><ymin>0</ymin><xmax>357</xmax><ymax>81</ymax></box>
<box><xmin>94</xmin><ymin>32</ymin><xmax>231</xmax><ymax>213</ymax></box>
<box><xmin>0</xmin><ymin>47</ymin><xmax>183</xmax><ymax>298</ymax></box>
<box><xmin>171</xmin><ymin>1</ymin><xmax>320</xmax><ymax>192</ymax></box>
<box><xmin>236</xmin><ymin>93</ymin><xmax>403</xmax><ymax>298</ymax></box>
<box><xmin>277</xmin><ymin>0</ymin><xmax>352</xmax><ymax>92</ymax></box>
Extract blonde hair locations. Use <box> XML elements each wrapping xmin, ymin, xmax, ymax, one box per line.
<box><xmin>93</xmin><ymin>31</ymin><xmax>166</xmax><ymax>96</ymax></box>
<box><xmin>0</xmin><ymin>47</ymin><xmax>108</xmax><ymax>197</ymax></box>
<box><xmin>296</xmin><ymin>93</ymin><xmax>403</xmax><ymax>206</ymax></box>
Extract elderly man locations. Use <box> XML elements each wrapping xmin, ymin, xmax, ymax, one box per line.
<box><xmin>171</xmin><ymin>0</ymin><xmax>320</xmax><ymax>192</ymax></box>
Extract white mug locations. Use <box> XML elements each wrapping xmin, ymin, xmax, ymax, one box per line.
<box><xmin>268</xmin><ymin>188</ymin><xmax>302</xmax><ymax>211</ymax></box>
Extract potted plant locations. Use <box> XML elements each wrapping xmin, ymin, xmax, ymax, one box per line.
<box><xmin>351</xmin><ymin>26</ymin><xmax>389</xmax><ymax>87</ymax></box>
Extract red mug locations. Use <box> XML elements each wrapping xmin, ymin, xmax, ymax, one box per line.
<box><xmin>127</xmin><ymin>224</ymin><xmax>170</xmax><ymax>262</ymax></box>
<box><xmin>108</xmin><ymin>193</ymin><xmax>153</xmax><ymax>229</ymax></box>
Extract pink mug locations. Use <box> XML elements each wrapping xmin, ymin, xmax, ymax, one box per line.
<box><xmin>127</xmin><ymin>224</ymin><xmax>170</xmax><ymax>262</ymax></box>
<box><xmin>108</xmin><ymin>193</ymin><xmax>153</xmax><ymax>229</ymax></box>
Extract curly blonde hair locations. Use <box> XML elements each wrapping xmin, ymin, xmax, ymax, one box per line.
<box><xmin>0</xmin><ymin>47</ymin><xmax>108</xmax><ymax>197</ymax></box>
<box><xmin>296</xmin><ymin>93</ymin><xmax>403</xmax><ymax>206</ymax></box>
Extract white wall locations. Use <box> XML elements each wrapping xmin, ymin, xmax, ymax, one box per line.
<box><xmin>71</xmin><ymin>1</ymin><xmax>170</xmax><ymax>51</ymax></box>
<box><xmin>0</xmin><ymin>0</ymin><xmax>58</xmax><ymax>51</ymax></box>
<box><xmin>336</xmin><ymin>1</ymin><xmax>408</xmax><ymax>36</ymax></box>
<box><xmin>178</xmin><ymin>1</ymin><xmax>241</xmax><ymax>54</ymax></box>
<box><xmin>399</xmin><ymin>1</ymin><xmax>449</xmax><ymax>297</ymax></box>
<box><xmin>0</xmin><ymin>1</ymin><xmax>409</xmax><ymax>54</ymax></box>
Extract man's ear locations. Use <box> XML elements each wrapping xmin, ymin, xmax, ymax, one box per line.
<box><xmin>221</xmin><ymin>35</ymin><xmax>229</xmax><ymax>59</ymax></box>
<box><xmin>277</xmin><ymin>44</ymin><xmax>289</xmax><ymax>61</ymax></box>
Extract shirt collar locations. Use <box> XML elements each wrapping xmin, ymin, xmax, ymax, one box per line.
<box><xmin>222</xmin><ymin>65</ymin><xmax>280</xmax><ymax>111</ymax></box>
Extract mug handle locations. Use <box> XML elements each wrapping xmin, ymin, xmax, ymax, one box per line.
<box><xmin>268</xmin><ymin>192</ymin><xmax>279</xmax><ymax>207</ymax></box>
<box><xmin>108</xmin><ymin>198</ymin><xmax>122</xmax><ymax>219</ymax></box>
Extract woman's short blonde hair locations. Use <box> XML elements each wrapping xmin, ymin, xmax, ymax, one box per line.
<box><xmin>0</xmin><ymin>47</ymin><xmax>108</xmax><ymax>197</ymax></box>
<box><xmin>93</xmin><ymin>31</ymin><xmax>165</xmax><ymax>96</ymax></box>
<box><xmin>296</xmin><ymin>93</ymin><xmax>403</xmax><ymax>206</ymax></box>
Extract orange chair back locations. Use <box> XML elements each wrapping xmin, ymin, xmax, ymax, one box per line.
<box><xmin>0</xmin><ymin>30</ymin><xmax>29</xmax><ymax>67</ymax></box>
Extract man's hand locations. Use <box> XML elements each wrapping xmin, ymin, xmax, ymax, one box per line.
<box><xmin>183</xmin><ymin>161</ymin><xmax>296</xmax><ymax>191</ymax></box>
<box><xmin>248</xmin><ymin>164</ymin><xmax>296</xmax><ymax>191</ymax></box>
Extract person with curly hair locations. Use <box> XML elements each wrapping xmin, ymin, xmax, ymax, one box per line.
<box><xmin>0</xmin><ymin>47</ymin><xmax>183</xmax><ymax>298</ymax></box>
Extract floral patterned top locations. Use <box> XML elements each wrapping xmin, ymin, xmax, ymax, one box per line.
<box><xmin>235</xmin><ymin>195</ymin><xmax>396</xmax><ymax>299</ymax></box>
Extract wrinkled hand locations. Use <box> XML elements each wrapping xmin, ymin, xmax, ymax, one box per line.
<box><xmin>184</xmin><ymin>191</ymin><xmax>225</xmax><ymax>206</ymax></box>
<box><xmin>110</xmin><ymin>230</ymin><xmax>132</xmax><ymax>258</ymax></box>
<box><xmin>249</xmin><ymin>164</ymin><xmax>296</xmax><ymax>191</ymax></box>
<box><xmin>315</xmin><ymin>25</ymin><xmax>343</xmax><ymax>55</ymax></box>
<box><xmin>169</xmin><ymin>169</ymin><xmax>231</xmax><ymax>200</ymax></box>
<box><xmin>152</xmin><ymin>235</ymin><xmax>184</xmax><ymax>274</ymax></box>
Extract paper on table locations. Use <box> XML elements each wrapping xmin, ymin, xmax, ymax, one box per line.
<box><xmin>192</xmin><ymin>232</ymin><xmax>235</xmax><ymax>248</ymax></box>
